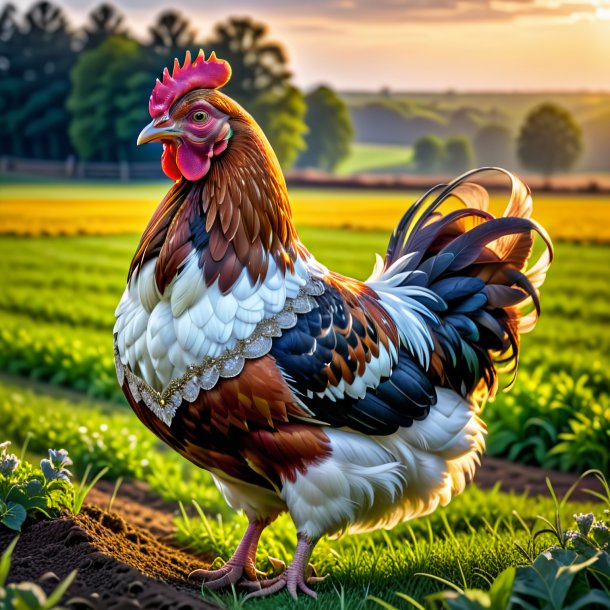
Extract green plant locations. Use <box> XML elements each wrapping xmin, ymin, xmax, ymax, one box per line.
<box><xmin>0</xmin><ymin>443</ymin><xmax>74</xmax><ymax>531</ymax></box>
<box><xmin>371</xmin><ymin>475</ymin><xmax>610</xmax><ymax>610</ymax></box>
<box><xmin>71</xmin><ymin>464</ymin><xmax>109</xmax><ymax>515</ymax></box>
<box><xmin>0</xmin><ymin>536</ymin><xmax>77</xmax><ymax>610</ymax></box>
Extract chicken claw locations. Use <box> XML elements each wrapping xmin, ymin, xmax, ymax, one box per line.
<box><xmin>244</xmin><ymin>534</ymin><xmax>326</xmax><ymax>600</ymax></box>
<box><xmin>189</xmin><ymin>520</ymin><xmax>268</xmax><ymax>590</ymax></box>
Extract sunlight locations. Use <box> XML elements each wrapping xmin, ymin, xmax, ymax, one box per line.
<box><xmin>595</xmin><ymin>1</ymin><xmax>610</xmax><ymax>19</ymax></box>
<box><xmin>596</xmin><ymin>6</ymin><xmax>610</xmax><ymax>18</ymax></box>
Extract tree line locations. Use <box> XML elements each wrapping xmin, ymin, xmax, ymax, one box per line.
<box><xmin>409</xmin><ymin>104</ymin><xmax>583</xmax><ymax>177</ymax></box>
<box><xmin>0</xmin><ymin>2</ymin><xmax>353</xmax><ymax>170</ymax></box>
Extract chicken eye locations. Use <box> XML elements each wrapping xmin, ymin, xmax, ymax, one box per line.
<box><xmin>192</xmin><ymin>111</ymin><xmax>208</xmax><ymax>123</ymax></box>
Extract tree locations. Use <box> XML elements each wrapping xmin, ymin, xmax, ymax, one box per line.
<box><xmin>250</xmin><ymin>86</ymin><xmax>307</xmax><ymax>169</ymax></box>
<box><xmin>206</xmin><ymin>17</ymin><xmax>305</xmax><ymax>169</ymax></box>
<box><xmin>474</xmin><ymin>124</ymin><xmax>514</xmax><ymax>169</ymax></box>
<box><xmin>207</xmin><ymin>17</ymin><xmax>291</xmax><ymax>105</ymax></box>
<box><xmin>297</xmin><ymin>86</ymin><xmax>353</xmax><ymax>172</ymax></box>
<box><xmin>444</xmin><ymin>136</ymin><xmax>475</xmax><ymax>174</ymax></box>
<box><xmin>68</xmin><ymin>36</ymin><xmax>150</xmax><ymax>162</ymax></box>
<box><xmin>580</xmin><ymin>111</ymin><xmax>610</xmax><ymax>172</ymax></box>
<box><xmin>413</xmin><ymin>135</ymin><xmax>444</xmax><ymax>174</ymax></box>
<box><xmin>517</xmin><ymin>103</ymin><xmax>582</xmax><ymax>176</ymax></box>
<box><xmin>0</xmin><ymin>1</ymin><xmax>76</xmax><ymax>159</ymax></box>
<box><xmin>149</xmin><ymin>10</ymin><xmax>195</xmax><ymax>54</ymax></box>
<box><xmin>82</xmin><ymin>3</ymin><xmax>127</xmax><ymax>50</ymax></box>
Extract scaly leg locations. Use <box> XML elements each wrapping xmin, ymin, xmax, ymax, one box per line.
<box><xmin>244</xmin><ymin>533</ymin><xmax>326</xmax><ymax>600</ymax></box>
<box><xmin>189</xmin><ymin>519</ymin><xmax>267</xmax><ymax>589</ymax></box>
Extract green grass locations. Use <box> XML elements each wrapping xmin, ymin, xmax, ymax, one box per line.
<box><xmin>0</xmin><ymin>189</ymin><xmax>608</xmax><ymax>605</ymax></box>
<box><xmin>337</xmin><ymin>143</ymin><xmax>413</xmax><ymax>175</ymax></box>
<box><xmin>0</xmin><ymin>231</ymin><xmax>608</xmax><ymax>473</ymax></box>
<box><xmin>0</xmin><ymin>379</ymin><xmax>604</xmax><ymax>609</ymax></box>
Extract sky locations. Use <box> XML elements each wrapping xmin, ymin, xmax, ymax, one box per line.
<box><xmin>57</xmin><ymin>0</ymin><xmax>610</xmax><ymax>92</ymax></box>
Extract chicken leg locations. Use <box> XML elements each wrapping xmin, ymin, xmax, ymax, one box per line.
<box><xmin>189</xmin><ymin>519</ymin><xmax>268</xmax><ymax>589</ymax></box>
<box><xmin>244</xmin><ymin>533</ymin><xmax>326</xmax><ymax>600</ymax></box>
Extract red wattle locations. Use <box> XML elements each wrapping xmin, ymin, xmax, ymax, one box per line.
<box><xmin>161</xmin><ymin>143</ymin><xmax>182</xmax><ymax>181</ymax></box>
<box><xmin>176</xmin><ymin>140</ymin><xmax>212</xmax><ymax>181</ymax></box>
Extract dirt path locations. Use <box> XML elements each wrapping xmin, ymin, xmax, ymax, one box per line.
<box><xmin>87</xmin><ymin>479</ymin><xmax>180</xmax><ymax>541</ymax></box>
<box><xmin>475</xmin><ymin>456</ymin><xmax>606</xmax><ymax>502</ymax></box>
<box><xmin>1</xmin><ymin>506</ymin><xmax>216</xmax><ymax>610</ymax></box>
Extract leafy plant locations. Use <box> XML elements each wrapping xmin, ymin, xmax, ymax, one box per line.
<box><xmin>371</xmin><ymin>475</ymin><xmax>610</xmax><ymax>610</ymax></box>
<box><xmin>0</xmin><ymin>442</ymin><xmax>74</xmax><ymax>531</ymax></box>
<box><xmin>0</xmin><ymin>536</ymin><xmax>77</xmax><ymax>610</ymax></box>
<box><xmin>486</xmin><ymin>371</ymin><xmax>610</xmax><ymax>474</ymax></box>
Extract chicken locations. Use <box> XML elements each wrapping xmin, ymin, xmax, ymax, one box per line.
<box><xmin>114</xmin><ymin>50</ymin><xmax>553</xmax><ymax>600</ymax></box>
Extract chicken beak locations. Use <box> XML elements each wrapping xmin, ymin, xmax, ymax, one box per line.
<box><xmin>137</xmin><ymin>120</ymin><xmax>182</xmax><ymax>145</ymax></box>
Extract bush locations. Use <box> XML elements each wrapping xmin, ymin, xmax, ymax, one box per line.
<box><xmin>444</xmin><ymin>135</ymin><xmax>475</xmax><ymax>173</ymax></box>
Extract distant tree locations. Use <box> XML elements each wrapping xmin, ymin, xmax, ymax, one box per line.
<box><xmin>207</xmin><ymin>17</ymin><xmax>304</xmax><ymax>169</ymax></box>
<box><xmin>68</xmin><ymin>36</ymin><xmax>150</xmax><ymax>162</ymax></box>
<box><xmin>207</xmin><ymin>17</ymin><xmax>291</xmax><ymax>104</ymax></box>
<box><xmin>444</xmin><ymin>136</ymin><xmax>475</xmax><ymax>174</ymax></box>
<box><xmin>517</xmin><ymin>103</ymin><xmax>582</xmax><ymax>176</ymax></box>
<box><xmin>413</xmin><ymin>135</ymin><xmax>444</xmax><ymax>173</ymax></box>
<box><xmin>446</xmin><ymin>107</ymin><xmax>481</xmax><ymax>138</ymax></box>
<box><xmin>0</xmin><ymin>1</ymin><xmax>76</xmax><ymax>159</ymax></box>
<box><xmin>0</xmin><ymin>3</ymin><xmax>18</xmax><ymax>154</ymax></box>
<box><xmin>149</xmin><ymin>10</ymin><xmax>195</xmax><ymax>54</ymax></box>
<box><xmin>474</xmin><ymin>124</ymin><xmax>513</xmax><ymax>168</ymax></box>
<box><xmin>297</xmin><ymin>86</ymin><xmax>353</xmax><ymax>172</ymax></box>
<box><xmin>250</xmin><ymin>86</ymin><xmax>307</xmax><ymax>169</ymax></box>
<box><xmin>580</xmin><ymin>111</ymin><xmax>610</xmax><ymax>172</ymax></box>
<box><xmin>82</xmin><ymin>3</ymin><xmax>127</xmax><ymax>50</ymax></box>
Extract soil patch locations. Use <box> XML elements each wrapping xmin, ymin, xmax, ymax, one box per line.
<box><xmin>0</xmin><ymin>506</ymin><xmax>216</xmax><ymax>610</ymax></box>
<box><xmin>476</xmin><ymin>456</ymin><xmax>605</xmax><ymax>502</ymax></box>
<box><xmin>86</xmin><ymin>479</ymin><xmax>179</xmax><ymax>541</ymax></box>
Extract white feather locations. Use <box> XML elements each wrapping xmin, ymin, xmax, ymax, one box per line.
<box><xmin>280</xmin><ymin>387</ymin><xmax>486</xmax><ymax>539</ymax></box>
<box><xmin>115</xmin><ymin>250</ymin><xmax>311</xmax><ymax>390</ymax></box>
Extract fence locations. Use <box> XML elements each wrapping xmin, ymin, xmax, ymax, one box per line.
<box><xmin>1</xmin><ymin>156</ymin><xmax>609</xmax><ymax>193</ymax></box>
<box><xmin>0</xmin><ymin>157</ymin><xmax>164</xmax><ymax>180</ymax></box>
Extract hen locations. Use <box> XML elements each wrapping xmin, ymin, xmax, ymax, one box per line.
<box><xmin>114</xmin><ymin>51</ymin><xmax>553</xmax><ymax>599</ymax></box>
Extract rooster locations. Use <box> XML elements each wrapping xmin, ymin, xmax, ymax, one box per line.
<box><xmin>114</xmin><ymin>50</ymin><xmax>553</xmax><ymax>599</ymax></box>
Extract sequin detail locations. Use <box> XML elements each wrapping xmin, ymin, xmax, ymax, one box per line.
<box><xmin>114</xmin><ymin>277</ymin><xmax>324</xmax><ymax>427</ymax></box>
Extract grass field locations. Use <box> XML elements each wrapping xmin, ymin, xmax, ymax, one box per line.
<box><xmin>336</xmin><ymin>143</ymin><xmax>414</xmax><ymax>175</ymax></box>
<box><xmin>0</xmin><ymin>229</ymin><xmax>608</xmax><ymax>471</ymax></box>
<box><xmin>0</xmin><ymin>379</ymin><xmax>606</xmax><ymax>609</ymax></box>
<box><xmin>0</xmin><ymin>181</ymin><xmax>609</xmax><ymax>607</ymax></box>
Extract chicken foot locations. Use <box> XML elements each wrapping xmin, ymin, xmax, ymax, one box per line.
<box><xmin>189</xmin><ymin>519</ymin><xmax>267</xmax><ymax>589</ymax></box>
<box><xmin>244</xmin><ymin>533</ymin><xmax>326</xmax><ymax>600</ymax></box>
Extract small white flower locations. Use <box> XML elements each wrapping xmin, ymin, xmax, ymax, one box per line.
<box><xmin>0</xmin><ymin>453</ymin><xmax>20</xmax><ymax>476</ymax></box>
<box><xmin>41</xmin><ymin>448</ymin><xmax>73</xmax><ymax>483</ymax></box>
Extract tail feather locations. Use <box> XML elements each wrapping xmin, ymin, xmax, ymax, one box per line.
<box><xmin>368</xmin><ymin>168</ymin><xmax>553</xmax><ymax>404</ymax></box>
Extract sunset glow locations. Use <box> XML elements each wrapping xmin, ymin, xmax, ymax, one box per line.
<box><xmin>38</xmin><ymin>0</ymin><xmax>610</xmax><ymax>91</ymax></box>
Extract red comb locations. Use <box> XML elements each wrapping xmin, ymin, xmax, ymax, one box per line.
<box><xmin>149</xmin><ymin>50</ymin><xmax>231</xmax><ymax>118</ymax></box>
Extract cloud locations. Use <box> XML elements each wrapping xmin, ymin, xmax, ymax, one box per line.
<box><xmin>55</xmin><ymin>0</ymin><xmax>599</xmax><ymax>24</ymax></box>
<box><xmin>266</xmin><ymin>0</ymin><xmax>599</xmax><ymax>23</ymax></box>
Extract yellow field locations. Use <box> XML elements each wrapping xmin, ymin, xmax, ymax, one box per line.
<box><xmin>1</xmin><ymin>182</ymin><xmax>609</xmax><ymax>242</ymax></box>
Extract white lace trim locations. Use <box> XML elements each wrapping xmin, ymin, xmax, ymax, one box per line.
<box><xmin>114</xmin><ymin>277</ymin><xmax>325</xmax><ymax>426</ymax></box>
